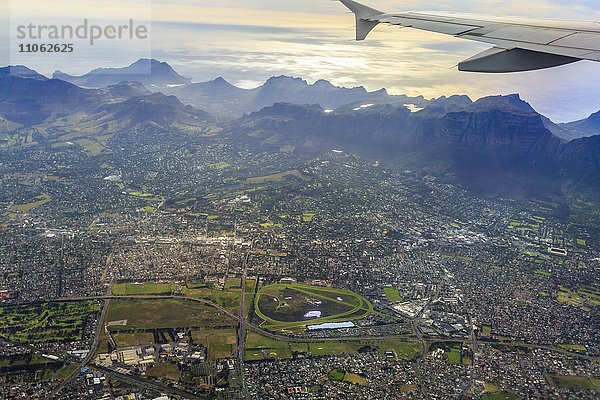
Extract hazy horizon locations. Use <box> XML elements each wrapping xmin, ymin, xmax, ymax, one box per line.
<box><xmin>3</xmin><ymin>0</ymin><xmax>600</xmax><ymax>122</ymax></box>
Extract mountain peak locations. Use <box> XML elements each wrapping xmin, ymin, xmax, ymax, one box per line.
<box><xmin>264</xmin><ymin>76</ymin><xmax>307</xmax><ymax>86</ymax></box>
<box><xmin>313</xmin><ymin>79</ymin><xmax>334</xmax><ymax>88</ymax></box>
<box><xmin>473</xmin><ymin>94</ymin><xmax>536</xmax><ymax>114</ymax></box>
<box><xmin>51</xmin><ymin>58</ymin><xmax>191</xmax><ymax>88</ymax></box>
<box><xmin>0</xmin><ymin>65</ymin><xmax>47</xmax><ymax>80</ymax></box>
<box><xmin>208</xmin><ymin>76</ymin><xmax>235</xmax><ymax>87</ymax></box>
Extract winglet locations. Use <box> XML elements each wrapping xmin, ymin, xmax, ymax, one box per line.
<box><xmin>339</xmin><ymin>0</ymin><xmax>384</xmax><ymax>40</ymax></box>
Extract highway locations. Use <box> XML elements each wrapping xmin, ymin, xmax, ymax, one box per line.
<box><xmin>94</xmin><ymin>364</ymin><xmax>208</xmax><ymax>400</ymax></box>
<box><xmin>24</xmin><ymin>287</ymin><xmax>596</xmax><ymax>398</ymax></box>
<box><xmin>31</xmin><ymin>293</ymin><xmax>600</xmax><ymax>362</ymax></box>
<box><xmin>237</xmin><ymin>249</ymin><xmax>251</xmax><ymax>399</ymax></box>
<box><xmin>53</xmin><ymin>298</ymin><xmax>109</xmax><ymax>396</ymax></box>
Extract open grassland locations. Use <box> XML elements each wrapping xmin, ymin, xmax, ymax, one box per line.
<box><xmin>192</xmin><ymin>329</ymin><xmax>237</xmax><ymax>359</ymax></box>
<box><xmin>208</xmin><ymin>161</ymin><xmax>231</xmax><ymax>169</ymax></box>
<box><xmin>112</xmin><ymin>282</ymin><xmax>180</xmax><ymax>296</ymax></box>
<box><xmin>224</xmin><ymin>277</ymin><xmax>242</xmax><ymax>290</ymax></box>
<box><xmin>106</xmin><ymin>299</ymin><xmax>236</xmax><ymax>330</ymax></box>
<box><xmin>246</xmin><ymin>169</ymin><xmax>311</xmax><ymax>184</ymax></box>
<box><xmin>254</xmin><ymin>283</ymin><xmax>372</xmax><ymax>331</ymax></box>
<box><xmin>328</xmin><ymin>369</ymin><xmax>367</xmax><ymax>385</ymax></box>
<box><xmin>374</xmin><ymin>340</ymin><xmax>420</xmax><ymax>360</ymax></box>
<box><xmin>244</xmin><ymin>332</ymin><xmax>419</xmax><ymax>362</ymax></box>
<box><xmin>559</xmin><ymin>344</ymin><xmax>587</xmax><ymax>352</ymax></box>
<box><xmin>383</xmin><ymin>287</ymin><xmax>403</xmax><ymax>302</ymax></box>
<box><xmin>342</xmin><ymin>372</ymin><xmax>368</xmax><ymax>385</ymax></box>
<box><xmin>186</xmin><ymin>286</ymin><xmax>241</xmax><ymax>313</ymax></box>
<box><xmin>545</xmin><ymin>375</ymin><xmax>600</xmax><ymax>389</ymax></box>
<box><xmin>112</xmin><ymin>331</ymin><xmax>154</xmax><ymax>348</ymax></box>
<box><xmin>0</xmin><ymin>301</ymin><xmax>99</xmax><ymax>344</ymax></box>
<box><xmin>245</xmin><ymin>333</ymin><xmax>364</xmax><ymax>361</ymax></box>
<box><xmin>52</xmin><ymin>364</ymin><xmax>79</xmax><ymax>381</ymax></box>
<box><xmin>147</xmin><ymin>362</ymin><xmax>180</xmax><ymax>382</ymax></box>
<box><xmin>75</xmin><ymin>138</ymin><xmax>106</xmax><ymax>155</ymax></box>
<box><xmin>9</xmin><ymin>194</ymin><xmax>52</xmax><ymax>213</ymax></box>
<box><xmin>302</xmin><ymin>212</ymin><xmax>317</xmax><ymax>222</ymax></box>
<box><xmin>481</xmin><ymin>391</ymin><xmax>520</xmax><ymax>400</ymax></box>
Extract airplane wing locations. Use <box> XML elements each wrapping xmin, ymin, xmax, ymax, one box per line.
<box><xmin>338</xmin><ymin>0</ymin><xmax>600</xmax><ymax>72</ymax></box>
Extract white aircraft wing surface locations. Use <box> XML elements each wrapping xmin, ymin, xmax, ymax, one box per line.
<box><xmin>339</xmin><ymin>0</ymin><xmax>600</xmax><ymax>72</ymax></box>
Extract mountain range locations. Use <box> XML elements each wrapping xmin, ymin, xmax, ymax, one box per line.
<box><xmin>0</xmin><ymin>66</ymin><xmax>214</xmax><ymax>133</ymax></box>
<box><xmin>1</xmin><ymin>59</ymin><xmax>599</xmax><ymax>201</ymax></box>
<box><xmin>160</xmin><ymin>75</ymin><xmax>427</xmax><ymax>118</ymax></box>
<box><xmin>44</xmin><ymin>58</ymin><xmax>600</xmax><ymax>142</ymax></box>
<box><xmin>231</xmin><ymin>97</ymin><xmax>600</xmax><ymax>198</ymax></box>
<box><xmin>52</xmin><ymin>58</ymin><xmax>192</xmax><ymax>88</ymax></box>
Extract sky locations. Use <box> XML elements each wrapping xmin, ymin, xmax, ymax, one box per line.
<box><xmin>2</xmin><ymin>0</ymin><xmax>600</xmax><ymax>122</ymax></box>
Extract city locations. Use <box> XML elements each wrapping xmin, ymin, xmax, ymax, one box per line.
<box><xmin>1</xmin><ymin>124</ymin><xmax>598</xmax><ymax>399</ymax></box>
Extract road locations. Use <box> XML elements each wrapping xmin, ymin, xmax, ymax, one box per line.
<box><xmin>32</xmin><ymin>294</ymin><xmax>600</xmax><ymax>362</ymax></box>
<box><xmin>413</xmin><ymin>283</ymin><xmax>440</xmax><ymax>359</ymax></box>
<box><xmin>53</xmin><ymin>298</ymin><xmax>109</xmax><ymax>396</ymax></box>
<box><xmin>94</xmin><ymin>364</ymin><xmax>208</xmax><ymax>400</ymax></box>
<box><xmin>237</xmin><ymin>248</ymin><xmax>251</xmax><ymax>398</ymax></box>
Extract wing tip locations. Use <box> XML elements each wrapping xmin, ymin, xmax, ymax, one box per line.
<box><xmin>338</xmin><ymin>0</ymin><xmax>384</xmax><ymax>40</ymax></box>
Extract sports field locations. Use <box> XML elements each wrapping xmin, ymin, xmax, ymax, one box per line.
<box><xmin>254</xmin><ymin>283</ymin><xmax>372</xmax><ymax>331</ymax></box>
<box><xmin>244</xmin><ymin>332</ymin><xmax>363</xmax><ymax>361</ymax></box>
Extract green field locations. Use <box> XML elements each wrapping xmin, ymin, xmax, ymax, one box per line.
<box><xmin>328</xmin><ymin>369</ymin><xmax>345</xmax><ymax>381</ymax></box>
<box><xmin>0</xmin><ymin>354</ymin><xmax>66</xmax><ymax>382</ymax></box>
<box><xmin>375</xmin><ymin>340</ymin><xmax>420</xmax><ymax>360</ymax></box>
<box><xmin>112</xmin><ymin>282</ymin><xmax>180</xmax><ymax>296</ymax></box>
<box><xmin>224</xmin><ymin>277</ymin><xmax>242</xmax><ymax>290</ymax></box>
<box><xmin>430</xmin><ymin>343</ymin><xmax>471</xmax><ymax>366</ymax></box>
<box><xmin>245</xmin><ymin>332</ymin><xmax>293</xmax><ymax>360</ymax></box>
<box><xmin>187</xmin><ymin>286</ymin><xmax>241</xmax><ymax>313</ymax></box>
<box><xmin>545</xmin><ymin>375</ymin><xmax>600</xmax><ymax>389</ymax></box>
<box><xmin>147</xmin><ymin>362</ymin><xmax>180</xmax><ymax>381</ymax></box>
<box><xmin>244</xmin><ymin>332</ymin><xmax>418</xmax><ymax>362</ymax></box>
<box><xmin>481</xmin><ymin>391</ymin><xmax>520</xmax><ymax>400</ymax></box>
<box><xmin>0</xmin><ymin>301</ymin><xmax>99</xmax><ymax>344</ymax></box>
<box><xmin>400</xmin><ymin>385</ymin><xmax>417</xmax><ymax>393</ymax></box>
<box><xmin>246</xmin><ymin>169</ymin><xmax>310</xmax><ymax>184</ymax></box>
<box><xmin>302</xmin><ymin>212</ymin><xmax>317</xmax><ymax>222</ymax></box>
<box><xmin>244</xmin><ymin>333</ymin><xmax>362</xmax><ymax>361</ymax></box>
<box><xmin>208</xmin><ymin>161</ymin><xmax>231</xmax><ymax>169</ymax></box>
<box><xmin>559</xmin><ymin>344</ymin><xmax>586</xmax><ymax>352</ymax></box>
<box><xmin>556</xmin><ymin>286</ymin><xmax>600</xmax><ymax>311</ymax></box>
<box><xmin>75</xmin><ymin>138</ymin><xmax>105</xmax><ymax>155</ymax></box>
<box><xmin>9</xmin><ymin>194</ymin><xmax>52</xmax><ymax>213</ymax></box>
<box><xmin>112</xmin><ymin>331</ymin><xmax>154</xmax><ymax>347</ymax></box>
<box><xmin>192</xmin><ymin>329</ymin><xmax>237</xmax><ymax>359</ymax></box>
<box><xmin>254</xmin><ymin>283</ymin><xmax>372</xmax><ymax>331</ymax></box>
<box><xmin>53</xmin><ymin>364</ymin><xmax>79</xmax><ymax>381</ymax></box>
<box><xmin>106</xmin><ymin>299</ymin><xmax>236</xmax><ymax>330</ymax></box>
<box><xmin>383</xmin><ymin>287</ymin><xmax>403</xmax><ymax>302</ymax></box>
<box><xmin>328</xmin><ymin>369</ymin><xmax>367</xmax><ymax>385</ymax></box>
